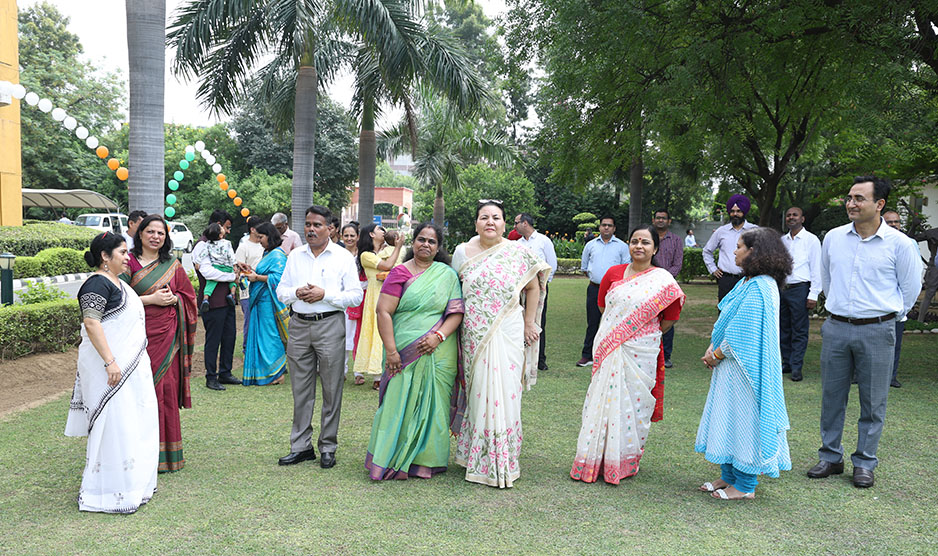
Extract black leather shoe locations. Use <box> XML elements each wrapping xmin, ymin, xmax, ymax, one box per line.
<box><xmin>791</xmin><ymin>372</ymin><xmax>803</xmax><ymax>382</ymax></box>
<box><xmin>664</xmin><ymin>359</ymin><xmax>673</xmax><ymax>369</ymax></box>
<box><xmin>320</xmin><ymin>452</ymin><xmax>336</xmax><ymax>469</ymax></box>
<box><xmin>218</xmin><ymin>374</ymin><xmax>241</xmax><ymax>385</ymax></box>
<box><xmin>807</xmin><ymin>460</ymin><xmax>844</xmax><ymax>478</ymax></box>
<box><xmin>278</xmin><ymin>449</ymin><xmax>316</xmax><ymax>466</ymax></box>
<box><xmin>853</xmin><ymin>467</ymin><xmax>874</xmax><ymax>488</ymax></box>
<box><xmin>890</xmin><ymin>379</ymin><xmax>902</xmax><ymax>388</ymax></box>
<box><xmin>537</xmin><ymin>363</ymin><xmax>549</xmax><ymax>371</ymax></box>
<box><xmin>206</xmin><ymin>379</ymin><xmax>225</xmax><ymax>391</ymax></box>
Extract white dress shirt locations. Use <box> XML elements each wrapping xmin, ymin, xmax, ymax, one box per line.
<box><xmin>517</xmin><ymin>230</ymin><xmax>558</xmax><ymax>281</ymax></box>
<box><xmin>781</xmin><ymin>227</ymin><xmax>822</xmax><ymax>301</ymax></box>
<box><xmin>702</xmin><ymin>221</ymin><xmax>758</xmax><ymax>275</ymax></box>
<box><xmin>122</xmin><ymin>232</ymin><xmax>134</xmax><ymax>250</ymax></box>
<box><xmin>821</xmin><ymin>219</ymin><xmax>923</xmax><ymax>319</ymax></box>
<box><xmin>684</xmin><ymin>234</ymin><xmax>697</xmax><ymax>248</ymax></box>
<box><xmin>276</xmin><ymin>241</ymin><xmax>363</xmax><ymax>314</ymax></box>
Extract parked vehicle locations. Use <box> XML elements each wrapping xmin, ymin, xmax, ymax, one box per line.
<box><xmin>74</xmin><ymin>213</ymin><xmax>127</xmax><ymax>234</ymax></box>
<box><xmin>167</xmin><ymin>221</ymin><xmax>195</xmax><ymax>252</ymax></box>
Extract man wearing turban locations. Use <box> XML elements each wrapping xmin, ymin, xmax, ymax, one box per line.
<box><xmin>703</xmin><ymin>194</ymin><xmax>758</xmax><ymax>301</ymax></box>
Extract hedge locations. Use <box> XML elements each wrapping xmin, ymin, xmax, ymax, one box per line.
<box><xmin>0</xmin><ymin>299</ymin><xmax>81</xmax><ymax>361</ymax></box>
<box><xmin>557</xmin><ymin>249</ymin><xmax>717</xmax><ymax>281</ymax></box>
<box><xmin>13</xmin><ymin>247</ymin><xmax>92</xmax><ymax>279</ymax></box>
<box><xmin>0</xmin><ymin>222</ymin><xmax>98</xmax><ymax>257</ymax></box>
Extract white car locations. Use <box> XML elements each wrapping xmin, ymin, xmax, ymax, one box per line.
<box><xmin>167</xmin><ymin>222</ymin><xmax>195</xmax><ymax>252</ymax></box>
<box><xmin>74</xmin><ymin>213</ymin><xmax>128</xmax><ymax>234</ymax></box>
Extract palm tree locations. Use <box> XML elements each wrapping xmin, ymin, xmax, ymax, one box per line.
<box><xmin>351</xmin><ymin>22</ymin><xmax>487</xmax><ymax>226</ymax></box>
<box><xmin>126</xmin><ymin>0</ymin><xmax>165</xmax><ymax>215</ymax></box>
<box><xmin>380</xmin><ymin>90</ymin><xmax>517</xmax><ymax>225</ymax></box>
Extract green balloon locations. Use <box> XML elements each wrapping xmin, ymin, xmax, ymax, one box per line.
<box><xmin>185</xmin><ymin>151</ymin><xmax>195</xmax><ymax>162</ymax></box>
<box><xmin>166</xmin><ymin>194</ymin><xmax>177</xmax><ymax>205</ymax></box>
<box><xmin>164</xmin><ymin>206</ymin><xmax>176</xmax><ymax>218</ymax></box>
<box><xmin>168</xmin><ymin>179</ymin><xmax>179</xmax><ymax>191</ymax></box>
<box><xmin>179</xmin><ymin>160</ymin><xmax>190</xmax><ymax>170</ymax></box>
<box><xmin>174</xmin><ymin>171</ymin><xmax>184</xmax><ymax>181</ymax></box>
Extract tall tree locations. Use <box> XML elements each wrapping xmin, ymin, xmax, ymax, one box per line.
<box><xmin>126</xmin><ymin>0</ymin><xmax>165</xmax><ymax>215</ymax></box>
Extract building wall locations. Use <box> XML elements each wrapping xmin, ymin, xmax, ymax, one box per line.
<box><xmin>911</xmin><ymin>183</ymin><xmax>938</xmax><ymax>261</ymax></box>
<box><xmin>0</xmin><ymin>0</ymin><xmax>23</xmax><ymax>226</ymax></box>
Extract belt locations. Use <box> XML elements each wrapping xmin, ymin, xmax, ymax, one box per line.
<box><xmin>589</xmin><ymin>281</ymin><xmax>601</xmax><ymax>287</ymax></box>
<box><xmin>784</xmin><ymin>281</ymin><xmax>810</xmax><ymax>290</ymax></box>
<box><xmin>720</xmin><ymin>273</ymin><xmax>741</xmax><ymax>278</ymax></box>
<box><xmin>830</xmin><ymin>312</ymin><xmax>897</xmax><ymax>325</ymax></box>
<box><xmin>292</xmin><ymin>310</ymin><xmax>342</xmax><ymax>322</ymax></box>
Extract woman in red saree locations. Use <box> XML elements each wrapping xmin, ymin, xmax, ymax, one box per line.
<box><xmin>123</xmin><ymin>215</ymin><xmax>198</xmax><ymax>473</ymax></box>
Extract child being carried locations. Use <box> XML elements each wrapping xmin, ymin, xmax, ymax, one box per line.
<box><xmin>200</xmin><ymin>222</ymin><xmax>237</xmax><ymax>314</ymax></box>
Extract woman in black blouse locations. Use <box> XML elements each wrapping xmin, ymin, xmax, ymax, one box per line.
<box><xmin>65</xmin><ymin>232</ymin><xmax>159</xmax><ymax>513</ymax></box>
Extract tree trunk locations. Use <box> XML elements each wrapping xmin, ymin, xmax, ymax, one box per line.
<box><xmin>126</xmin><ymin>0</ymin><xmax>165</xmax><ymax>216</ymax></box>
<box><xmin>758</xmin><ymin>174</ymin><xmax>782</xmax><ymax>229</ymax></box>
<box><xmin>433</xmin><ymin>182</ymin><xmax>445</xmax><ymax>226</ymax></box>
<box><xmin>357</xmin><ymin>96</ymin><xmax>376</xmax><ymax>227</ymax></box>
<box><xmin>628</xmin><ymin>154</ymin><xmax>643</xmax><ymax>232</ymax></box>
<box><xmin>291</xmin><ymin>55</ymin><xmax>317</xmax><ymax>238</ymax></box>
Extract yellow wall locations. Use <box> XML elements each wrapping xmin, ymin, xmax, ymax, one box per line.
<box><xmin>0</xmin><ymin>0</ymin><xmax>22</xmax><ymax>227</ymax></box>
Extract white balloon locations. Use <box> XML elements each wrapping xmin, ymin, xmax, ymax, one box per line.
<box><xmin>12</xmin><ymin>84</ymin><xmax>26</xmax><ymax>99</ymax></box>
<box><xmin>76</xmin><ymin>126</ymin><xmax>89</xmax><ymax>140</ymax></box>
<box><xmin>38</xmin><ymin>98</ymin><xmax>53</xmax><ymax>112</ymax></box>
<box><xmin>206</xmin><ymin>155</ymin><xmax>216</xmax><ymax>165</ymax></box>
<box><xmin>25</xmin><ymin>92</ymin><xmax>39</xmax><ymax>106</ymax></box>
<box><xmin>86</xmin><ymin>136</ymin><xmax>99</xmax><ymax>149</ymax></box>
<box><xmin>51</xmin><ymin>108</ymin><xmax>67</xmax><ymax>121</ymax></box>
<box><xmin>63</xmin><ymin>116</ymin><xmax>77</xmax><ymax>130</ymax></box>
<box><xmin>200</xmin><ymin>149</ymin><xmax>210</xmax><ymax>159</ymax></box>
<box><xmin>195</xmin><ymin>140</ymin><xmax>205</xmax><ymax>151</ymax></box>
<box><xmin>185</xmin><ymin>145</ymin><xmax>195</xmax><ymax>153</ymax></box>
<box><xmin>212</xmin><ymin>163</ymin><xmax>222</xmax><ymax>173</ymax></box>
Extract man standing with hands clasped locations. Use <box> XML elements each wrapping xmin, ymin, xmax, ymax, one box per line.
<box><xmin>577</xmin><ymin>215</ymin><xmax>630</xmax><ymax>367</ymax></box>
<box><xmin>779</xmin><ymin>207</ymin><xmax>821</xmax><ymax>382</ymax></box>
<box><xmin>276</xmin><ymin>206</ymin><xmax>363</xmax><ymax>469</ymax></box>
<box><xmin>808</xmin><ymin>177</ymin><xmax>921</xmax><ymax>488</ymax></box>
<box><xmin>703</xmin><ymin>194</ymin><xmax>758</xmax><ymax>301</ymax></box>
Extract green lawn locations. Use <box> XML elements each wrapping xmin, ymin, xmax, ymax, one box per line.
<box><xmin>2</xmin><ymin>279</ymin><xmax>936</xmax><ymax>554</ymax></box>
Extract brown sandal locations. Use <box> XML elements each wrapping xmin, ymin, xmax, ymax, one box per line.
<box><xmin>354</xmin><ymin>375</ymin><xmax>365</xmax><ymax>385</ymax></box>
<box><xmin>372</xmin><ymin>380</ymin><xmax>380</xmax><ymax>390</ymax></box>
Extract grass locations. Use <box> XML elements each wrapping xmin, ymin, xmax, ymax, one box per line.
<box><xmin>1</xmin><ymin>279</ymin><xmax>936</xmax><ymax>555</ymax></box>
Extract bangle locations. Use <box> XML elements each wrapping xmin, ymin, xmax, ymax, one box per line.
<box><xmin>104</xmin><ymin>358</ymin><xmax>116</xmax><ymax>368</ymax></box>
<box><xmin>713</xmin><ymin>351</ymin><xmax>724</xmax><ymax>360</ymax></box>
<box><xmin>434</xmin><ymin>330</ymin><xmax>446</xmax><ymax>342</ymax></box>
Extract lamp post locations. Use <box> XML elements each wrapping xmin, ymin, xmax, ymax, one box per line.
<box><xmin>0</xmin><ymin>252</ymin><xmax>15</xmax><ymax>306</ymax></box>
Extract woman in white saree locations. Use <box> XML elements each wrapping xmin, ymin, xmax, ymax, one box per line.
<box><xmin>570</xmin><ymin>226</ymin><xmax>685</xmax><ymax>484</ymax></box>
<box><xmin>66</xmin><ymin>232</ymin><xmax>158</xmax><ymax>513</ymax></box>
<box><xmin>450</xmin><ymin>201</ymin><xmax>550</xmax><ymax>488</ymax></box>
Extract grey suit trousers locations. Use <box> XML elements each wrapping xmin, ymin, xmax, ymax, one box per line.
<box><xmin>819</xmin><ymin>318</ymin><xmax>895</xmax><ymax>470</ymax></box>
<box><xmin>287</xmin><ymin>313</ymin><xmax>346</xmax><ymax>454</ymax></box>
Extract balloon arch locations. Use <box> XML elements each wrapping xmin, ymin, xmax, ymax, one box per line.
<box><xmin>0</xmin><ymin>80</ymin><xmax>250</xmax><ymax>219</ymax></box>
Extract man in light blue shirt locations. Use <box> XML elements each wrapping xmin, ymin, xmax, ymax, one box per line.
<box><xmin>703</xmin><ymin>194</ymin><xmax>758</xmax><ymax>301</ymax></box>
<box><xmin>576</xmin><ymin>215</ymin><xmax>630</xmax><ymax>367</ymax></box>
<box><xmin>808</xmin><ymin>177</ymin><xmax>922</xmax><ymax>489</ymax></box>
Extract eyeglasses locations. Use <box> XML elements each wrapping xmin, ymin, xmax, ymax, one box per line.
<box><xmin>478</xmin><ymin>199</ymin><xmax>503</xmax><ymax>205</ymax></box>
<box><xmin>843</xmin><ymin>195</ymin><xmax>871</xmax><ymax>205</ymax></box>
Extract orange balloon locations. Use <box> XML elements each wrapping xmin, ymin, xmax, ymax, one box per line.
<box><xmin>233</xmin><ymin>197</ymin><xmax>242</xmax><ymax>206</ymax></box>
<box><xmin>96</xmin><ymin>146</ymin><xmax>109</xmax><ymax>159</ymax></box>
<box><xmin>116</xmin><ymin>167</ymin><xmax>129</xmax><ymax>181</ymax></box>
<box><xmin>240</xmin><ymin>208</ymin><xmax>250</xmax><ymax>217</ymax></box>
<box><xmin>219</xmin><ymin>182</ymin><xmax>229</xmax><ymax>191</ymax></box>
<box><xmin>217</xmin><ymin>174</ymin><xmax>226</xmax><ymax>183</ymax></box>
<box><xmin>107</xmin><ymin>158</ymin><xmax>120</xmax><ymax>171</ymax></box>
<box><xmin>227</xmin><ymin>189</ymin><xmax>237</xmax><ymax>198</ymax></box>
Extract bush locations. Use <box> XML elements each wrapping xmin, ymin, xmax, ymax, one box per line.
<box><xmin>556</xmin><ymin>258</ymin><xmax>582</xmax><ymax>275</ymax></box>
<box><xmin>0</xmin><ymin>222</ymin><xmax>98</xmax><ymax>257</ymax></box>
<box><xmin>16</xmin><ymin>281</ymin><xmax>69</xmax><ymax>304</ymax></box>
<box><xmin>0</xmin><ymin>299</ymin><xmax>81</xmax><ymax>360</ymax></box>
<box><xmin>676</xmin><ymin>248</ymin><xmax>715</xmax><ymax>282</ymax></box>
<box><xmin>551</xmin><ymin>236</ymin><xmax>584</xmax><ymax>259</ymax></box>
<box><xmin>12</xmin><ymin>247</ymin><xmax>90</xmax><ymax>279</ymax></box>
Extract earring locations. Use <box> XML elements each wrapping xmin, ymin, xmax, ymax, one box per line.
<box><xmin>103</xmin><ymin>262</ymin><xmax>110</xmax><ymax>272</ymax></box>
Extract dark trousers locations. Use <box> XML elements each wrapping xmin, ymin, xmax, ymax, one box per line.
<box><xmin>538</xmin><ymin>284</ymin><xmax>549</xmax><ymax>367</ymax></box>
<box><xmin>892</xmin><ymin>320</ymin><xmax>904</xmax><ymax>382</ymax></box>
<box><xmin>717</xmin><ymin>273</ymin><xmax>743</xmax><ymax>302</ymax></box>
<box><xmin>202</xmin><ymin>305</ymin><xmax>236</xmax><ymax>380</ymax></box>
<box><xmin>581</xmin><ymin>282</ymin><xmax>601</xmax><ymax>359</ymax></box>
<box><xmin>780</xmin><ymin>282</ymin><xmax>810</xmax><ymax>377</ymax></box>
<box><xmin>662</xmin><ymin>326</ymin><xmax>674</xmax><ymax>361</ymax></box>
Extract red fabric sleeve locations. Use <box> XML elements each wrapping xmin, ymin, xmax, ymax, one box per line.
<box><xmin>661</xmin><ymin>298</ymin><xmax>683</xmax><ymax>321</ymax></box>
<box><xmin>597</xmin><ymin>264</ymin><xmax>627</xmax><ymax>308</ymax></box>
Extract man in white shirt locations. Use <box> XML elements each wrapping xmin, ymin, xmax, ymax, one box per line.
<box><xmin>703</xmin><ymin>194</ymin><xmax>758</xmax><ymax>301</ymax></box>
<box><xmin>515</xmin><ymin>213</ymin><xmax>558</xmax><ymax>370</ymax></box>
<box><xmin>123</xmin><ymin>210</ymin><xmax>147</xmax><ymax>250</ymax></box>
<box><xmin>684</xmin><ymin>229</ymin><xmax>699</xmax><ymax>248</ymax></box>
<box><xmin>779</xmin><ymin>207</ymin><xmax>821</xmax><ymax>382</ymax></box>
<box><xmin>235</xmin><ymin>216</ymin><xmax>265</xmax><ymax>345</ymax></box>
<box><xmin>808</xmin><ymin>177</ymin><xmax>922</xmax><ymax>489</ymax></box>
<box><xmin>276</xmin><ymin>206</ymin><xmax>363</xmax><ymax>469</ymax></box>
<box><xmin>883</xmin><ymin>210</ymin><xmax>914</xmax><ymax>388</ymax></box>
<box><xmin>272</xmin><ymin>212</ymin><xmax>303</xmax><ymax>255</ymax></box>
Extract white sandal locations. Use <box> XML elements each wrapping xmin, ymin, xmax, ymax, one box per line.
<box><xmin>711</xmin><ymin>488</ymin><xmax>754</xmax><ymax>500</ymax></box>
<box><xmin>699</xmin><ymin>482</ymin><xmax>717</xmax><ymax>492</ymax></box>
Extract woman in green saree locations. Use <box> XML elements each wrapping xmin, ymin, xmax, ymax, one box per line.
<box><xmin>365</xmin><ymin>223</ymin><xmax>464</xmax><ymax>480</ymax></box>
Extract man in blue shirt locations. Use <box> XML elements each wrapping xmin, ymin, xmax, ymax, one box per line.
<box><xmin>808</xmin><ymin>177</ymin><xmax>922</xmax><ymax>489</ymax></box>
<box><xmin>577</xmin><ymin>215</ymin><xmax>630</xmax><ymax>367</ymax></box>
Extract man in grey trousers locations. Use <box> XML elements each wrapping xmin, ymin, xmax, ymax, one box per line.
<box><xmin>807</xmin><ymin>177</ymin><xmax>922</xmax><ymax>488</ymax></box>
<box><xmin>276</xmin><ymin>206</ymin><xmax>363</xmax><ymax>469</ymax></box>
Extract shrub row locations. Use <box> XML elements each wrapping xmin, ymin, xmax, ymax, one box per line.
<box><xmin>0</xmin><ymin>222</ymin><xmax>98</xmax><ymax>257</ymax></box>
<box><xmin>557</xmin><ymin>249</ymin><xmax>715</xmax><ymax>281</ymax></box>
<box><xmin>13</xmin><ymin>247</ymin><xmax>91</xmax><ymax>279</ymax></box>
<box><xmin>0</xmin><ymin>299</ymin><xmax>81</xmax><ymax>361</ymax></box>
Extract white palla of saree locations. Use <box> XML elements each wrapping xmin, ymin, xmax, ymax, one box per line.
<box><xmin>65</xmin><ymin>281</ymin><xmax>158</xmax><ymax>513</ymax></box>
<box><xmin>451</xmin><ymin>241</ymin><xmax>549</xmax><ymax>488</ymax></box>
